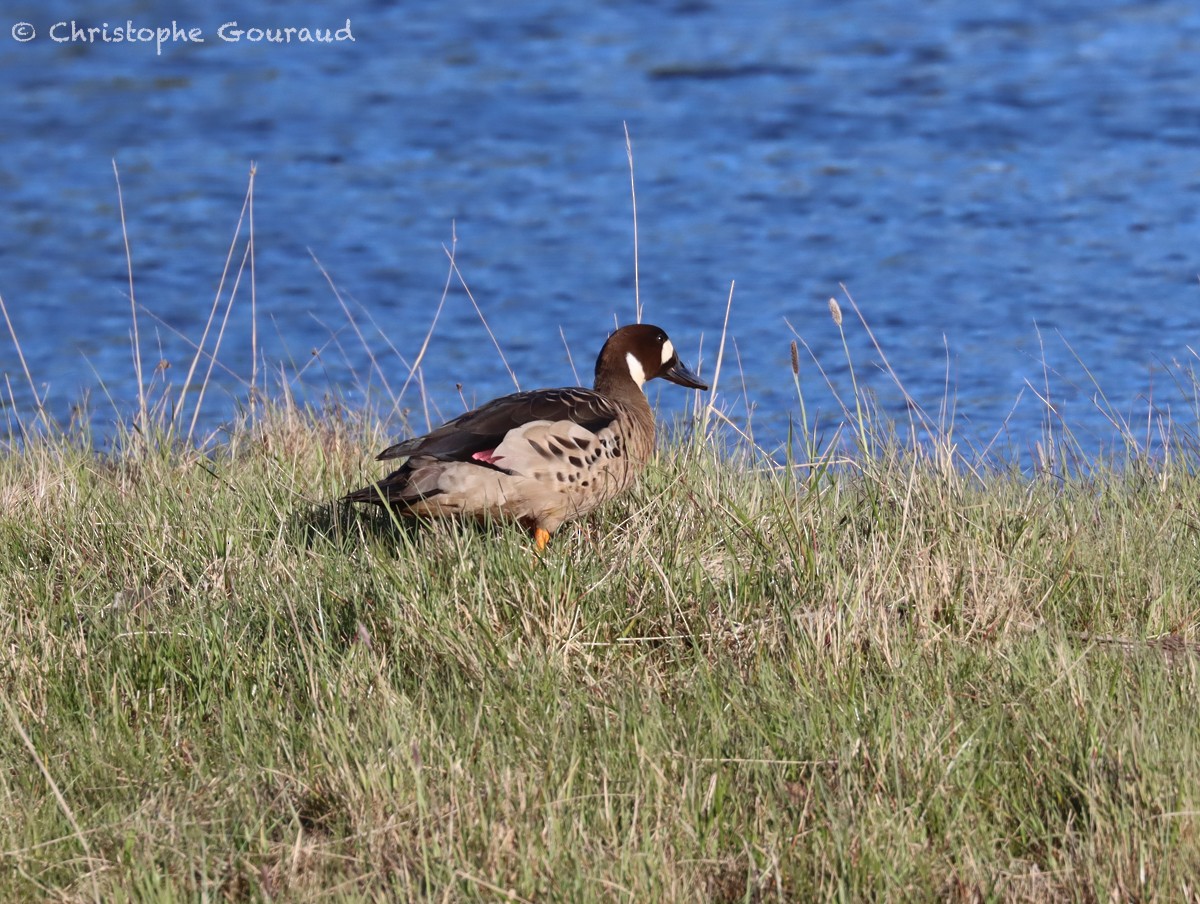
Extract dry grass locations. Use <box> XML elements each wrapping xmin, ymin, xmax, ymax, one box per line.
<box><xmin>3</xmin><ymin>395</ymin><xmax>1200</xmax><ymax>901</ymax></box>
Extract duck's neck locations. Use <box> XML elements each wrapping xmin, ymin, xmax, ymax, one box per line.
<box><xmin>594</xmin><ymin>370</ymin><xmax>649</xmax><ymax>408</ymax></box>
<box><xmin>594</xmin><ymin>371</ymin><xmax>655</xmax><ymax>459</ymax></box>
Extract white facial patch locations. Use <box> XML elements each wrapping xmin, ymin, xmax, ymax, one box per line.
<box><xmin>625</xmin><ymin>351</ymin><xmax>646</xmax><ymax>387</ymax></box>
<box><xmin>661</xmin><ymin>339</ymin><xmax>675</xmax><ymax>365</ymax></box>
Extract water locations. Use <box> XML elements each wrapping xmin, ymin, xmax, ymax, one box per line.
<box><xmin>3</xmin><ymin>0</ymin><xmax>1200</xmax><ymax>460</ymax></box>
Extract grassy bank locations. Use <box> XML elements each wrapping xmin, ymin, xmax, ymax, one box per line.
<box><xmin>3</xmin><ymin>395</ymin><xmax>1200</xmax><ymax>902</ymax></box>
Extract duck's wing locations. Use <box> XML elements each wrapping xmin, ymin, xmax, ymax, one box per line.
<box><xmin>377</xmin><ymin>388</ymin><xmax>621</xmax><ymax>462</ymax></box>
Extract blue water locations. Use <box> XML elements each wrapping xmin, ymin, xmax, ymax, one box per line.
<box><xmin>3</xmin><ymin>0</ymin><xmax>1200</xmax><ymax>461</ymax></box>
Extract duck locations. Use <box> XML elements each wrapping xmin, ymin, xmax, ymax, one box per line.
<box><xmin>343</xmin><ymin>323</ymin><xmax>707</xmax><ymax>549</ymax></box>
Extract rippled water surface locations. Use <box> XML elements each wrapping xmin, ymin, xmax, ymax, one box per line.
<box><xmin>3</xmin><ymin>0</ymin><xmax>1200</xmax><ymax>459</ymax></box>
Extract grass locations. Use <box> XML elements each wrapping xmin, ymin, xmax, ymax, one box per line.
<box><xmin>3</xmin><ymin>389</ymin><xmax>1200</xmax><ymax>901</ymax></box>
<box><xmin>4</xmin><ymin>171</ymin><xmax>1200</xmax><ymax>900</ymax></box>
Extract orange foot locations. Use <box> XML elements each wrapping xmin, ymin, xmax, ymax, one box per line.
<box><xmin>534</xmin><ymin>527</ymin><xmax>551</xmax><ymax>551</ymax></box>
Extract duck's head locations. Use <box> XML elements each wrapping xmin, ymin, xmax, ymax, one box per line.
<box><xmin>594</xmin><ymin>323</ymin><xmax>708</xmax><ymax>395</ymax></box>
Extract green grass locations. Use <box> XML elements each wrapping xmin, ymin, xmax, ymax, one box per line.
<box><xmin>3</xmin><ymin>397</ymin><xmax>1200</xmax><ymax>901</ymax></box>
